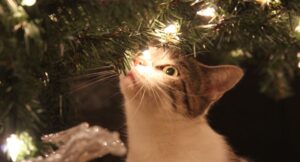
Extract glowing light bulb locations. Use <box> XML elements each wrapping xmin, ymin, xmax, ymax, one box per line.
<box><xmin>297</xmin><ymin>52</ymin><xmax>300</xmax><ymax>69</ymax></box>
<box><xmin>197</xmin><ymin>7</ymin><xmax>216</xmax><ymax>17</ymax></box>
<box><xmin>21</xmin><ymin>0</ymin><xmax>36</xmax><ymax>6</ymax></box>
<box><xmin>191</xmin><ymin>0</ymin><xmax>201</xmax><ymax>6</ymax></box>
<box><xmin>4</xmin><ymin>134</ymin><xmax>25</xmax><ymax>162</ymax></box>
<box><xmin>256</xmin><ymin>0</ymin><xmax>281</xmax><ymax>5</ymax></box>
<box><xmin>230</xmin><ymin>49</ymin><xmax>244</xmax><ymax>57</ymax></box>
<box><xmin>153</xmin><ymin>23</ymin><xmax>180</xmax><ymax>43</ymax></box>
<box><xmin>3</xmin><ymin>132</ymin><xmax>36</xmax><ymax>162</ymax></box>
<box><xmin>256</xmin><ymin>0</ymin><xmax>270</xmax><ymax>4</ymax></box>
<box><xmin>295</xmin><ymin>23</ymin><xmax>300</xmax><ymax>33</ymax></box>
<box><xmin>164</xmin><ymin>24</ymin><xmax>178</xmax><ymax>34</ymax></box>
<box><xmin>142</xmin><ymin>50</ymin><xmax>151</xmax><ymax>60</ymax></box>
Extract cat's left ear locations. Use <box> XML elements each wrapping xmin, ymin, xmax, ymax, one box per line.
<box><xmin>200</xmin><ymin>64</ymin><xmax>244</xmax><ymax>100</ymax></box>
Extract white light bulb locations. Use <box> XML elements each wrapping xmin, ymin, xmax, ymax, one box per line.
<box><xmin>295</xmin><ymin>24</ymin><xmax>300</xmax><ymax>33</ymax></box>
<box><xmin>4</xmin><ymin>134</ymin><xmax>25</xmax><ymax>162</ymax></box>
<box><xmin>142</xmin><ymin>50</ymin><xmax>151</xmax><ymax>60</ymax></box>
<box><xmin>164</xmin><ymin>24</ymin><xmax>178</xmax><ymax>34</ymax></box>
<box><xmin>197</xmin><ymin>7</ymin><xmax>216</xmax><ymax>17</ymax></box>
<box><xmin>297</xmin><ymin>52</ymin><xmax>300</xmax><ymax>69</ymax></box>
<box><xmin>21</xmin><ymin>0</ymin><xmax>37</xmax><ymax>6</ymax></box>
<box><xmin>153</xmin><ymin>23</ymin><xmax>180</xmax><ymax>43</ymax></box>
<box><xmin>256</xmin><ymin>0</ymin><xmax>281</xmax><ymax>5</ymax></box>
<box><xmin>191</xmin><ymin>0</ymin><xmax>201</xmax><ymax>6</ymax></box>
<box><xmin>257</xmin><ymin>0</ymin><xmax>271</xmax><ymax>4</ymax></box>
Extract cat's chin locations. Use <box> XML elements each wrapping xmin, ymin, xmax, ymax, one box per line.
<box><xmin>119</xmin><ymin>73</ymin><xmax>139</xmax><ymax>96</ymax></box>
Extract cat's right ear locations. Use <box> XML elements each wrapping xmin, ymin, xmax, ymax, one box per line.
<box><xmin>200</xmin><ymin>64</ymin><xmax>244</xmax><ymax>100</ymax></box>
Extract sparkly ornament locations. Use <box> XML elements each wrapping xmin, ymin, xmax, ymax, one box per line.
<box><xmin>21</xmin><ymin>0</ymin><xmax>36</xmax><ymax>6</ymax></box>
<box><xmin>23</xmin><ymin>123</ymin><xmax>126</xmax><ymax>162</ymax></box>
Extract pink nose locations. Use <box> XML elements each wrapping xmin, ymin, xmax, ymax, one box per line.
<box><xmin>134</xmin><ymin>57</ymin><xmax>146</xmax><ymax>66</ymax></box>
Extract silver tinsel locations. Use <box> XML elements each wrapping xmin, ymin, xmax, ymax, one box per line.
<box><xmin>23</xmin><ymin>123</ymin><xmax>126</xmax><ymax>162</ymax></box>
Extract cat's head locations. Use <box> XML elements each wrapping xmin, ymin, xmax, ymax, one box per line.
<box><xmin>120</xmin><ymin>47</ymin><xmax>243</xmax><ymax>118</ymax></box>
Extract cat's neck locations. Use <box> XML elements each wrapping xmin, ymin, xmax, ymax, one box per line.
<box><xmin>124</xmin><ymin>100</ymin><xmax>232</xmax><ymax>162</ymax></box>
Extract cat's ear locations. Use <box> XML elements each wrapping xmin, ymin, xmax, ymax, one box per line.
<box><xmin>200</xmin><ymin>64</ymin><xmax>244</xmax><ymax>99</ymax></box>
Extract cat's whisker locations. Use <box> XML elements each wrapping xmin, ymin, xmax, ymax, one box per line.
<box><xmin>149</xmin><ymin>87</ymin><xmax>159</xmax><ymax>106</ymax></box>
<box><xmin>69</xmin><ymin>74</ymin><xmax>118</xmax><ymax>93</ymax></box>
<box><xmin>155</xmin><ymin>86</ymin><xmax>174</xmax><ymax>109</ymax></box>
<box><xmin>67</xmin><ymin>70</ymin><xmax>117</xmax><ymax>81</ymax></box>
<box><xmin>73</xmin><ymin>73</ymin><xmax>117</xmax><ymax>87</ymax></box>
<box><xmin>153</xmin><ymin>86</ymin><xmax>173</xmax><ymax>119</ymax></box>
<box><xmin>127</xmin><ymin>82</ymin><xmax>145</xmax><ymax>103</ymax></box>
<box><xmin>183</xmin><ymin>53</ymin><xmax>195</xmax><ymax>58</ymax></box>
<box><xmin>155</xmin><ymin>79</ymin><xmax>199</xmax><ymax>97</ymax></box>
<box><xmin>84</xmin><ymin>65</ymin><xmax>115</xmax><ymax>71</ymax></box>
<box><xmin>70</xmin><ymin>75</ymin><xmax>118</xmax><ymax>93</ymax></box>
<box><xmin>154</xmin><ymin>86</ymin><xmax>179</xmax><ymax>133</ymax></box>
<box><xmin>132</xmin><ymin>87</ymin><xmax>146</xmax><ymax>119</ymax></box>
<box><xmin>149</xmin><ymin>86</ymin><xmax>168</xmax><ymax>118</ymax></box>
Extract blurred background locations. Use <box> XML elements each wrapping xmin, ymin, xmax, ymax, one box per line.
<box><xmin>1</xmin><ymin>0</ymin><xmax>300</xmax><ymax>162</ymax></box>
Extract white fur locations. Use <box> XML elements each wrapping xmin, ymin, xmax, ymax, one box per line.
<box><xmin>123</xmin><ymin>98</ymin><xmax>234</xmax><ymax>162</ymax></box>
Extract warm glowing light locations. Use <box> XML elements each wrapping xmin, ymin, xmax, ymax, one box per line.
<box><xmin>21</xmin><ymin>0</ymin><xmax>37</xmax><ymax>6</ymax></box>
<box><xmin>153</xmin><ymin>23</ymin><xmax>181</xmax><ymax>44</ymax></box>
<box><xmin>230</xmin><ymin>49</ymin><xmax>244</xmax><ymax>57</ymax></box>
<box><xmin>256</xmin><ymin>0</ymin><xmax>270</xmax><ymax>4</ymax></box>
<box><xmin>164</xmin><ymin>24</ymin><xmax>179</xmax><ymax>34</ymax></box>
<box><xmin>197</xmin><ymin>7</ymin><xmax>216</xmax><ymax>17</ymax></box>
<box><xmin>191</xmin><ymin>0</ymin><xmax>201</xmax><ymax>6</ymax></box>
<box><xmin>297</xmin><ymin>52</ymin><xmax>300</xmax><ymax>69</ymax></box>
<box><xmin>256</xmin><ymin>0</ymin><xmax>281</xmax><ymax>5</ymax></box>
<box><xmin>295</xmin><ymin>23</ymin><xmax>300</xmax><ymax>33</ymax></box>
<box><xmin>4</xmin><ymin>134</ymin><xmax>25</xmax><ymax>162</ymax></box>
<box><xmin>142</xmin><ymin>50</ymin><xmax>151</xmax><ymax>60</ymax></box>
<box><xmin>3</xmin><ymin>132</ymin><xmax>36</xmax><ymax>162</ymax></box>
<box><xmin>136</xmin><ymin>65</ymin><xmax>157</xmax><ymax>78</ymax></box>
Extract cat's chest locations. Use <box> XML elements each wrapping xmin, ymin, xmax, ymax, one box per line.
<box><xmin>126</xmin><ymin>135</ymin><xmax>229</xmax><ymax>162</ymax></box>
<box><xmin>126</xmin><ymin>115</ymin><xmax>230</xmax><ymax>162</ymax></box>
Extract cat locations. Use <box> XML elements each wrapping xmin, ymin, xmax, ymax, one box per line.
<box><xmin>119</xmin><ymin>46</ymin><xmax>248</xmax><ymax>162</ymax></box>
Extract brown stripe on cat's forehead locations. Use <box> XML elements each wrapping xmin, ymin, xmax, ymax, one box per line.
<box><xmin>176</xmin><ymin>57</ymin><xmax>210</xmax><ymax>117</ymax></box>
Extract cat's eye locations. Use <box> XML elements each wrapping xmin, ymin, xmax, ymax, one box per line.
<box><xmin>162</xmin><ymin>66</ymin><xmax>179</xmax><ymax>76</ymax></box>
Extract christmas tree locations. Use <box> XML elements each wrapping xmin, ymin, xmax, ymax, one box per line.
<box><xmin>0</xmin><ymin>0</ymin><xmax>300</xmax><ymax>161</ymax></box>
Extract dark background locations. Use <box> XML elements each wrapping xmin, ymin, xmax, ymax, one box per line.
<box><xmin>1</xmin><ymin>69</ymin><xmax>299</xmax><ymax>162</ymax></box>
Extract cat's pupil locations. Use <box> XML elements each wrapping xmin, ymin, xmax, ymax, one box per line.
<box><xmin>166</xmin><ymin>67</ymin><xmax>175</xmax><ymax>75</ymax></box>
